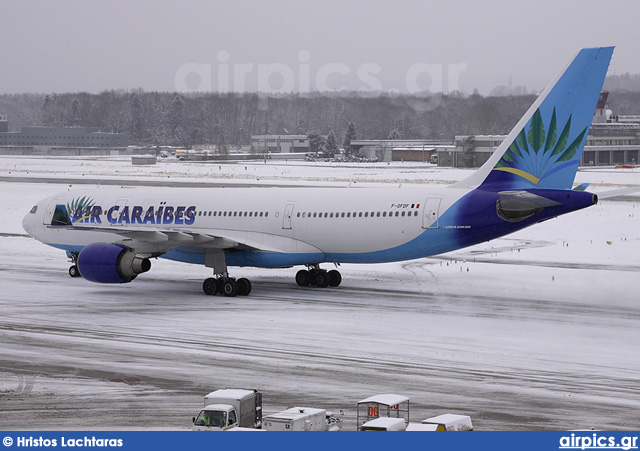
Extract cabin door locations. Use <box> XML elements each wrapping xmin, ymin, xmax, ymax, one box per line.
<box><xmin>282</xmin><ymin>203</ymin><xmax>294</xmax><ymax>229</ymax></box>
<box><xmin>421</xmin><ymin>198</ymin><xmax>441</xmax><ymax>229</ymax></box>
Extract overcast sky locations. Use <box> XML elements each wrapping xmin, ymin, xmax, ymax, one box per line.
<box><xmin>1</xmin><ymin>0</ymin><xmax>639</xmax><ymax>95</ymax></box>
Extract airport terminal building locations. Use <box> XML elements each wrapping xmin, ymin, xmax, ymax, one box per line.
<box><xmin>437</xmin><ymin>120</ymin><xmax>640</xmax><ymax>168</ymax></box>
<box><xmin>0</xmin><ymin>116</ymin><xmax>128</xmax><ymax>155</ymax></box>
<box><xmin>251</xmin><ymin>135</ymin><xmax>310</xmax><ymax>153</ymax></box>
<box><xmin>0</xmin><ymin>125</ymin><xmax>127</xmax><ymax>148</ymax></box>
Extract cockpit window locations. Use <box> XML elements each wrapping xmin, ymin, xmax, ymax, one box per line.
<box><xmin>30</xmin><ymin>206</ymin><xmax>38</xmax><ymax>214</ymax></box>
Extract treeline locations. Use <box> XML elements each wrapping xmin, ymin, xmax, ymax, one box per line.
<box><xmin>604</xmin><ymin>73</ymin><xmax>640</xmax><ymax>93</ymax></box>
<box><xmin>1</xmin><ymin>87</ymin><xmax>638</xmax><ymax>148</ymax></box>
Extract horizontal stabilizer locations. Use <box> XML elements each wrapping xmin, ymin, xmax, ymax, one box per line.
<box><xmin>596</xmin><ymin>186</ymin><xmax>640</xmax><ymax>199</ymax></box>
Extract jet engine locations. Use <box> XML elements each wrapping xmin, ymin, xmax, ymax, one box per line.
<box><xmin>77</xmin><ymin>242</ymin><xmax>151</xmax><ymax>283</ymax></box>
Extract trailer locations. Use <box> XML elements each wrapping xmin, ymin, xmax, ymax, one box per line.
<box><xmin>263</xmin><ymin>407</ymin><xmax>326</xmax><ymax>431</ymax></box>
<box><xmin>360</xmin><ymin>418</ymin><xmax>407</xmax><ymax>431</ymax></box>
<box><xmin>421</xmin><ymin>414</ymin><xmax>473</xmax><ymax>431</ymax></box>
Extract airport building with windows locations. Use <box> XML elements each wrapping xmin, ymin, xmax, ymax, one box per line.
<box><xmin>437</xmin><ymin>120</ymin><xmax>640</xmax><ymax>168</ymax></box>
<box><xmin>251</xmin><ymin>135</ymin><xmax>309</xmax><ymax>153</ymax></box>
<box><xmin>0</xmin><ymin>123</ymin><xmax>128</xmax><ymax>148</ymax></box>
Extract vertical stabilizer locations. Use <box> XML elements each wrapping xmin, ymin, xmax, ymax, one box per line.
<box><xmin>453</xmin><ymin>47</ymin><xmax>614</xmax><ymax>191</ymax></box>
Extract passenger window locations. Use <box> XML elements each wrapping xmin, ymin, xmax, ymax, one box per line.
<box><xmin>395</xmin><ymin>211</ymin><xmax>399</xmax><ymax>217</ymax></box>
<box><xmin>265</xmin><ymin>212</ymin><xmax>269</xmax><ymax>217</ymax></box>
<box><xmin>376</xmin><ymin>212</ymin><xmax>380</xmax><ymax>217</ymax></box>
<box><xmin>364</xmin><ymin>212</ymin><xmax>369</xmax><ymax>217</ymax></box>
<box><xmin>358</xmin><ymin>212</ymin><xmax>363</xmax><ymax>217</ymax></box>
<box><xmin>30</xmin><ymin>206</ymin><xmax>38</xmax><ymax>214</ymax></box>
<box><xmin>341</xmin><ymin>212</ymin><xmax>345</xmax><ymax>218</ymax></box>
<box><xmin>401</xmin><ymin>211</ymin><xmax>405</xmax><ymax>217</ymax></box>
<box><xmin>383</xmin><ymin>211</ymin><xmax>387</xmax><ymax>217</ymax></box>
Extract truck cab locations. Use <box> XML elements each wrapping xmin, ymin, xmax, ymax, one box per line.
<box><xmin>192</xmin><ymin>404</ymin><xmax>238</xmax><ymax>431</ymax></box>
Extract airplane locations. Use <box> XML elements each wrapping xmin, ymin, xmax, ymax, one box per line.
<box><xmin>23</xmin><ymin>47</ymin><xmax>616</xmax><ymax>297</ymax></box>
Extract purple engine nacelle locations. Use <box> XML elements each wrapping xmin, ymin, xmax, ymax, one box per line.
<box><xmin>77</xmin><ymin>242</ymin><xmax>151</xmax><ymax>283</ymax></box>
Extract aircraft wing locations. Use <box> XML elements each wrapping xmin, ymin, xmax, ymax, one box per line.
<box><xmin>67</xmin><ymin>224</ymin><xmax>323</xmax><ymax>255</ymax></box>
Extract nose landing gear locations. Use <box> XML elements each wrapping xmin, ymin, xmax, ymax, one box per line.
<box><xmin>67</xmin><ymin>252</ymin><xmax>82</xmax><ymax>278</ymax></box>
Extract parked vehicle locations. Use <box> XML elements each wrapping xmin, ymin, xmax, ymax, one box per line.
<box><xmin>263</xmin><ymin>407</ymin><xmax>326</xmax><ymax>431</ymax></box>
<box><xmin>192</xmin><ymin>389</ymin><xmax>262</xmax><ymax>431</ymax></box>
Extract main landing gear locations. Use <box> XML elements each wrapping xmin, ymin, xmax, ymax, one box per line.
<box><xmin>202</xmin><ymin>275</ymin><xmax>252</xmax><ymax>297</ymax></box>
<box><xmin>295</xmin><ymin>265</ymin><xmax>342</xmax><ymax>288</ymax></box>
<box><xmin>68</xmin><ymin>252</ymin><xmax>82</xmax><ymax>278</ymax></box>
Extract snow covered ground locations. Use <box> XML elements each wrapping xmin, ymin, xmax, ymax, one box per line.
<box><xmin>0</xmin><ymin>156</ymin><xmax>639</xmax><ymax>431</ymax></box>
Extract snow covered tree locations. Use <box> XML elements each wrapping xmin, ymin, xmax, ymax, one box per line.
<box><xmin>213</xmin><ymin>121</ymin><xmax>228</xmax><ymax>154</ymax></box>
<box><xmin>387</xmin><ymin>128</ymin><xmax>402</xmax><ymax>140</ymax></box>
<box><xmin>325</xmin><ymin>130</ymin><xmax>338</xmax><ymax>157</ymax></box>
<box><xmin>296</xmin><ymin>116</ymin><xmax>307</xmax><ymax>134</ymax></box>
<box><xmin>308</xmin><ymin>132</ymin><xmax>325</xmax><ymax>153</ymax></box>
<box><xmin>167</xmin><ymin>94</ymin><xmax>187</xmax><ymax>146</ymax></box>
<box><xmin>130</xmin><ymin>93</ymin><xmax>144</xmax><ymax>141</ymax></box>
<box><xmin>70</xmin><ymin>99</ymin><xmax>81</xmax><ymax>126</ymax></box>
<box><xmin>343</xmin><ymin>122</ymin><xmax>356</xmax><ymax>156</ymax></box>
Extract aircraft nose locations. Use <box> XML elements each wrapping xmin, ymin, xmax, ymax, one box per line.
<box><xmin>22</xmin><ymin>205</ymin><xmax>38</xmax><ymax>236</ymax></box>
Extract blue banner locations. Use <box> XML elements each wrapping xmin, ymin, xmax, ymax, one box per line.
<box><xmin>1</xmin><ymin>431</ymin><xmax>638</xmax><ymax>450</ymax></box>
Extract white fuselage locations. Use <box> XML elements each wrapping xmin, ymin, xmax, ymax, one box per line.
<box><xmin>23</xmin><ymin>184</ymin><xmax>471</xmax><ymax>267</ymax></box>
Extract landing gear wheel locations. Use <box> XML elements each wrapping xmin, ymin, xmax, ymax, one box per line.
<box><xmin>315</xmin><ymin>270</ymin><xmax>330</xmax><ymax>288</ymax></box>
<box><xmin>203</xmin><ymin>277</ymin><xmax>217</xmax><ymax>295</ymax></box>
<box><xmin>216</xmin><ymin>277</ymin><xmax>225</xmax><ymax>294</ymax></box>
<box><xmin>222</xmin><ymin>279</ymin><xmax>237</xmax><ymax>297</ymax></box>
<box><xmin>237</xmin><ymin>278</ymin><xmax>252</xmax><ymax>296</ymax></box>
<box><xmin>69</xmin><ymin>265</ymin><xmax>81</xmax><ymax>278</ymax></box>
<box><xmin>295</xmin><ymin>270</ymin><xmax>310</xmax><ymax>287</ymax></box>
<box><xmin>308</xmin><ymin>269</ymin><xmax>318</xmax><ymax>286</ymax></box>
<box><xmin>328</xmin><ymin>270</ymin><xmax>342</xmax><ymax>287</ymax></box>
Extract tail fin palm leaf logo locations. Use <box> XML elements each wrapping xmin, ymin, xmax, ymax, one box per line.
<box><xmin>494</xmin><ymin>107</ymin><xmax>587</xmax><ymax>185</ymax></box>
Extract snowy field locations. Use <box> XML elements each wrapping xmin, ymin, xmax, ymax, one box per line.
<box><xmin>0</xmin><ymin>156</ymin><xmax>639</xmax><ymax>431</ymax></box>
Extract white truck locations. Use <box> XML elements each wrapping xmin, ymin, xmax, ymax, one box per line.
<box><xmin>263</xmin><ymin>407</ymin><xmax>327</xmax><ymax>431</ymax></box>
<box><xmin>192</xmin><ymin>388</ymin><xmax>262</xmax><ymax>431</ymax></box>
